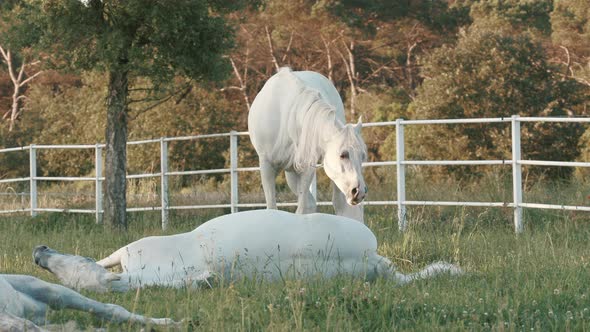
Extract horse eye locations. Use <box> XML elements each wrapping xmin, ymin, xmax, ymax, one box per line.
<box><xmin>340</xmin><ymin>151</ymin><xmax>349</xmax><ymax>159</ymax></box>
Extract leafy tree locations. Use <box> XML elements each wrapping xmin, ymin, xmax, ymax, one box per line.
<box><xmin>469</xmin><ymin>0</ymin><xmax>554</xmax><ymax>34</ymax></box>
<box><xmin>0</xmin><ymin>45</ymin><xmax>43</xmax><ymax>131</ymax></box>
<box><xmin>127</xmin><ymin>83</ymin><xmax>238</xmax><ymax>180</ymax></box>
<box><xmin>20</xmin><ymin>72</ymin><xmax>237</xmax><ymax>183</ymax></box>
<box><xmin>20</xmin><ymin>72</ymin><xmax>104</xmax><ymax>177</ymax></box>
<box><xmin>550</xmin><ymin>0</ymin><xmax>590</xmax><ymax>86</ymax></box>
<box><xmin>0</xmin><ymin>127</ymin><xmax>31</xmax><ymax>183</ymax></box>
<box><xmin>316</xmin><ymin>0</ymin><xmax>470</xmax><ymax>110</ymax></box>
<box><xmin>551</xmin><ymin>0</ymin><xmax>590</xmax><ymax>175</ymax></box>
<box><xmin>223</xmin><ymin>0</ymin><xmax>472</xmax><ymax>121</ymax></box>
<box><xmin>2</xmin><ymin>0</ymin><xmax>256</xmax><ymax>229</ymax></box>
<box><xmin>324</xmin><ymin>0</ymin><xmax>470</xmax><ymax>34</ymax></box>
<box><xmin>0</xmin><ymin>1</ymin><xmax>44</xmax><ymax>132</ymax></box>
<box><xmin>409</xmin><ymin>21</ymin><xmax>587</xmax><ymax>179</ymax></box>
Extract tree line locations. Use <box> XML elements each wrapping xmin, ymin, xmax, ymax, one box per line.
<box><xmin>1</xmin><ymin>0</ymin><xmax>589</xmax><ymax>228</ymax></box>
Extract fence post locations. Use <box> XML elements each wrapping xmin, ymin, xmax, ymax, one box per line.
<box><xmin>95</xmin><ymin>144</ymin><xmax>103</xmax><ymax>224</ymax></box>
<box><xmin>396</xmin><ymin>119</ymin><xmax>407</xmax><ymax>232</ymax></box>
<box><xmin>29</xmin><ymin>145</ymin><xmax>37</xmax><ymax>217</ymax></box>
<box><xmin>160</xmin><ymin>138</ymin><xmax>169</xmax><ymax>230</ymax></box>
<box><xmin>230</xmin><ymin>131</ymin><xmax>239</xmax><ymax>213</ymax></box>
<box><xmin>511</xmin><ymin>115</ymin><xmax>524</xmax><ymax>233</ymax></box>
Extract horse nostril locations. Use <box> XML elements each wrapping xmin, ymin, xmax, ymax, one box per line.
<box><xmin>351</xmin><ymin>187</ymin><xmax>358</xmax><ymax>198</ymax></box>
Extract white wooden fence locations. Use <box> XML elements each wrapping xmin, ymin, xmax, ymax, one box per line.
<box><xmin>1</xmin><ymin>115</ymin><xmax>590</xmax><ymax>233</ymax></box>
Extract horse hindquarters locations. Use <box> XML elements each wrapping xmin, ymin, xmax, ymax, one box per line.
<box><xmin>248</xmin><ymin>73</ymin><xmax>291</xmax><ymax>210</ymax></box>
<box><xmin>247</xmin><ymin>72</ymin><xmax>285</xmax><ymax>160</ymax></box>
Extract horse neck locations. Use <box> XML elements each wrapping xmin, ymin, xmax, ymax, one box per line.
<box><xmin>293</xmin><ymin>102</ymin><xmax>342</xmax><ymax>172</ymax></box>
<box><xmin>303</xmin><ymin>102</ymin><xmax>343</xmax><ymax>151</ymax></box>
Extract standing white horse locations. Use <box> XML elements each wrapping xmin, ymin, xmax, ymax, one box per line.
<box><xmin>248</xmin><ymin>68</ymin><xmax>367</xmax><ymax>222</ymax></box>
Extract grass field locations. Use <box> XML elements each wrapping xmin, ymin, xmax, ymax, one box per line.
<box><xmin>1</xmin><ymin>200</ymin><xmax>589</xmax><ymax>331</ymax></box>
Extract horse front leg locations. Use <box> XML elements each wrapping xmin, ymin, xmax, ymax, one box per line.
<box><xmin>332</xmin><ymin>181</ymin><xmax>364</xmax><ymax>223</ymax></box>
<box><xmin>259</xmin><ymin>157</ymin><xmax>278</xmax><ymax>209</ymax></box>
<box><xmin>287</xmin><ymin>168</ymin><xmax>316</xmax><ymax>214</ymax></box>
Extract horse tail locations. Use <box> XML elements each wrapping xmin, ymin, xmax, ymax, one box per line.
<box><xmin>396</xmin><ymin>261</ymin><xmax>463</xmax><ymax>284</ymax></box>
<box><xmin>96</xmin><ymin>246</ymin><xmax>126</xmax><ymax>268</ymax></box>
<box><xmin>382</xmin><ymin>260</ymin><xmax>463</xmax><ymax>285</ymax></box>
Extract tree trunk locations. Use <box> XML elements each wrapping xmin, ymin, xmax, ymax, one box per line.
<box><xmin>336</xmin><ymin>38</ymin><xmax>357</xmax><ymax>116</ymax></box>
<box><xmin>103</xmin><ymin>69</ymin><xmax>129</xmax><ymax>230</ymax></box>
<box><xmin>9</xmin><ymin>83</ymin><xmax>21</xmax><ymax>132</ymax></box>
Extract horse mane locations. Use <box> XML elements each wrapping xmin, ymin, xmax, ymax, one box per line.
<box><xmin>270</xmin><ymin>68</ymin><xmax>366</xmax><ymax>173</ymax></box>
<box><xmin>269</xmin><ymin>68</ymin><xmax>337</xmax><ymax>172</ymax></box>
<box><xmin>293</xmin><ymin>107</ymin><xmax>367</xmax><ymax>172</ymax></box>
<box><xmin>292</xmin><ymin>93</ymin><xmax>337</xmax><ymax>172</ymax></box>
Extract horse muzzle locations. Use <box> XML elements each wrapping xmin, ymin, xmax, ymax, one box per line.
<box><xmin>348</xmin><ymin>185</ymin><xmax>367</xmax><ymax>205</ymax></box>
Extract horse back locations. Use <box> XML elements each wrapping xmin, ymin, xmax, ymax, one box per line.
<box><xmin>291</xmin><ymin>71</ymin><xmax>345</xmax><ymax>120</ymax></box>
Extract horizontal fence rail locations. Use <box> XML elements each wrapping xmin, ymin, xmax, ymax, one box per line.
<box><xmin>1</xmin><ymin>115</ymin><xmax>590</xmax><ymax>233</ymax></box>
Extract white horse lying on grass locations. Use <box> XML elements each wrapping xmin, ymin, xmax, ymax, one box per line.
<box><xmin>0</xmin><ymin>273</ymin><xmax>175</xmax><ymax>331</ymax></box>
<box><xmin>34</xmin><ymin>210</ymin><xmax>461</xmax><ymax>292</ymax></box>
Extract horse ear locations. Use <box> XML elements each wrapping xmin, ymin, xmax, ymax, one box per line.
<box><xmin>354</xmin><ymin>116</ymin><xmax>363</xmax><ymax>134</ymax></box>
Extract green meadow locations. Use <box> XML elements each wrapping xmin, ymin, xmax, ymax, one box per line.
<box><xmin>1</xmin><ymin>198</ymin><xmax>589</xmax><ymax>331</ymax></box>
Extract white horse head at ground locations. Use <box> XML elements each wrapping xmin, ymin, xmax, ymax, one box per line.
<box><xmin>248</xmin><ymin>68</ymin><xmax>367</xmax><ymax>222</ymax></box>
<box><xmin>0</xmin><ymin>273</ymin><xmax>176</xmax><ymax>331</ymax></box>
<box><xmin>37</xmin><ymin>210</ymin><xmax>462</xmax><ymax>292</ymax></box>
<box><xmin>34</xmin><ymin>245</ymin><xmax>129</xmax><ymax>292</ymax></box>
